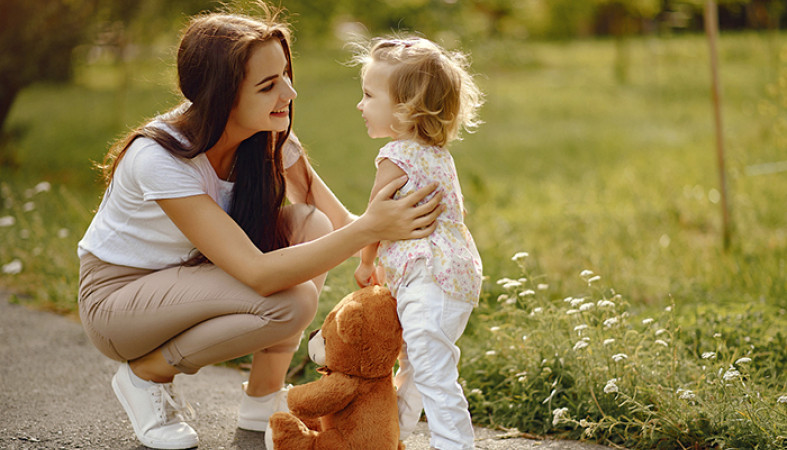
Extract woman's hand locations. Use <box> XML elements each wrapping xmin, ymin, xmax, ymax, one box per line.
<box><xmin>360</xmin><ymin>176</ymin><xmax>443</xmax><ymax>242</ymax></box>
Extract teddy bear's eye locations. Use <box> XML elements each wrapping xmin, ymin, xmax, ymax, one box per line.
<box><xmin>309</xmin><ymin>329</ymin><xmax>320</xmax><ymax>340</ymax></box>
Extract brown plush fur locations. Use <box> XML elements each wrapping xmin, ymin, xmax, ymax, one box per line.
<box><xmin>268</xmin><ymin>286</ymin><xmax>405</xmax><ymax>450</ymax></box>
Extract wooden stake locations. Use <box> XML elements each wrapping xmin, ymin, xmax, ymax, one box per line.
<box><xmin>704</xmin><ymin>0</ymin><xmax>732</xmax><ymax>250</ymax></box>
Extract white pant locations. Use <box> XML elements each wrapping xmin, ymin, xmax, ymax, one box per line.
<box><xmin>394</xmin><ymin>260</ymin><xmax>475</xmax><ymax>450</ymax></box>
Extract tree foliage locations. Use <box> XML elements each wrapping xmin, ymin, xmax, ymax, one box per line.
<box><xmin>0</xmin><ymin>0</ymin><xmax>98</xmax><ymax>133</ymax></box>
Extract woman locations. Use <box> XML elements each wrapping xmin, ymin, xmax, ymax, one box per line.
<box><xmin>77</xmin><ymin>6</ymin><xmax>441</xmax><ymax>449</ymax></box>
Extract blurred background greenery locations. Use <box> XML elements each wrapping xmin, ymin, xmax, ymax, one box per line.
<box><xmin>1</xmin><ymin>0</ymin><xmax>786</xmax><ymax>447</ymax></box>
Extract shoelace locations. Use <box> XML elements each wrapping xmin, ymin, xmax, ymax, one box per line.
<box><xmin>151</xmin><ymin>383</ymin><xmax>196</xmax><ymax>424</ymax></box>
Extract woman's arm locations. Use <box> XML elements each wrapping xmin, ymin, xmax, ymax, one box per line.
<box><xmin>285</xmin><ymin>155</ymin><xmax>356</xmax><ymax>230</ymax></box>
<box><xmin>157</xmin><ymin>176</ymin><xmax>441</xmax><ymax>297</ymax></box>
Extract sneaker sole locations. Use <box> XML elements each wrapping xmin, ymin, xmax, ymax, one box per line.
<box><xmin>237</xmin><ymin>417</ymin><xmax>268</xmax><ymax>432</ymax></box>
<box><xmin>112</xmin><ymin>373</ymin><xmax>198</xmax><ymax>449</ymax></box>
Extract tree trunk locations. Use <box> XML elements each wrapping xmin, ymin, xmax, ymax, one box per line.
<box><xmin>0</xmin><ymin>84</ymin><xmax>21</xmax><ymax>136</ymax></box>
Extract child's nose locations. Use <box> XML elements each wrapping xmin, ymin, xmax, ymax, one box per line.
<box><xmin>356</xmin><ymin>100</ymin><xmax>363</xmax><ymax>111</ymax></box>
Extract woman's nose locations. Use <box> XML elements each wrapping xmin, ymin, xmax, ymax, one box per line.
<box><xmin>282</xmin><ymin>76</ymin><xmax>297</xmax><ymax>101</ymax></box>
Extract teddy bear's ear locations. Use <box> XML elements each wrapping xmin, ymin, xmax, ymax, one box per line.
<box><xmin>335</xmin><ymin>300</ymin><xmax>364</xmax><ymax>344</ymax></box>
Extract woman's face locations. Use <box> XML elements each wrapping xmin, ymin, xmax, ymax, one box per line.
<box><xmin>356</xmin><ymin>60</ymin><xmax>401</xmax><ymax>140</ymax></box>
<box><xmin>226</xmin><ymin>40</ymin><xmax>296</xmax><ymax>139</ymax></box>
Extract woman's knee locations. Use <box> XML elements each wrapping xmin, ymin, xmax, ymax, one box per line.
<box><xmin>272</xmin><ymin>282</ymin><xmax>319</xmax><ymax>334</ymax></box>
<box><xmin>282</xmin><ymin>204</ymin><xmax>333</xmax><ymax>245</ymax></box>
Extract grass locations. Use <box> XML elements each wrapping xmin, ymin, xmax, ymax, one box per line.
<box><xmin>1</xmin><ymin>31</ymin><xmax>786</xmax><ymax>447</ymax></box>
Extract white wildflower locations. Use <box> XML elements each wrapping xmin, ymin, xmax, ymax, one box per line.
<box><xmin>573</xmin><ymin>340</ymin><xmax>589</xmax><ymax>351</ymax></box>
<box><xmin>603</xmin><ymin>317</ymin><xmax>619</xmax><ymax>328</ymax></box>
<box><xmin>713</xmin><ymin>333</ymin><xmax>722</xmax><ymax>339</ymax></box>
<box><xmin>505</xmin><ymin>298</ymin><xmax>517</xmax><ymax>305</ymax></box>
<box><xmin>642</xmin><ymin>318</ymin><xmax>655</xmax><ymax>325</ymax></box>
<box><xmin>563</xmin><ymin>296</ymin><xmax>574</xmax><ymax>303</ymax></box>
<box><xmin>777</xmin><ymin>395</ymin><xmax>787</xmax><ymax>404</ymax></box>
<box><xmin>654</xmin><ymin>339</ymin><xmax>669</xmax><ymax>347</ymax></box>
<box><xmin>702</xmin><ymin>352</ymin><xmax>717</xmax><ymax>360</ymax></box>
<box><xmin>537</xmin><ymin>283</ymin><xmax>549</xmax><ymax>290</ymax></box>
<box><xmin>655</xmin><ymin>329</ymin><xmax>668</xmax><ymax>336</ymax></box>
<box><xmin>587</xmin><ymin>275</ymin><xmax>601</xmax><ymax>284</ymax></box>
<box><xmin>496</xmin><ymin>278</ymin><xmax>513</xmax><ymax>285</ymax></box>
<box><xmin>490</xmin><ymin>326</ymin><xmax>500</xmax><ymax>332</ymax></box>
<box><xmin>0</xmin><ymin>216</ymin><xmax>15</xmax><ymax>227</ymax></box>
<box><xmin>57</xmin><ymin>228</ymin><xmax>69</xmax><ymax>239</ymax></box>
<box><xmin>522</xmin><ymin>335</ymin><xmax>528</xmax><ymax>341</ymax></box>
<box><xmin>723</xmin><ymin>367</ymin><xmax>741</xmax><ymax>381</ymax></box>
<box><xmin>579</xmin><ymin>303</ymin><xmax>594</xmax><ymax>311</ymax></box>
<box><xmin>503</xmin><ymin>281</ymin><xmax>522</xmax><ymax>290</ymax></box>
<box><xmin>665</xmin><ymin>306</ymin><xmax>673</xmax><ymax>312</ymax></box>
<box><xmin>603</xmin><ymin>338</ymin><xmax>616</xmax><ymax>346</ymax></box>
<box><xmin>519</xmin><ymin>289</ymin><xmax>535</xmax><ymax>297</ymax></box>
<box><xmin>597</xmin><ymin>300</ymin><xmax>615</xmax><ymax>308</ymax></box>
<box><xmin>470</xmin><ymin>388</ymin><xmax>483</xmax><ymax>396</ymax></box>
<box><xmin>552</xmin><ymin>407</ymin><xmax>569</xmax><ymax>426</ymax></box>
<box><xmin>23</xmin><ymin>202</ymin><xmax>34</xmax><ymax>212</ymax></box>
<box><xmin>542</xmin><ymin>389</ymin><xmax>557</xmax><ymax>404</ymax></box>
<box><xmin>570</xmin><ymin>297</ymin><xmax>585</xmax><ymax>307</ymax></box>
<box><xmin>531</xmin><ymin>307</ymin><xmax>543</xmax><ymax>314</ymax></box>
<box><xmin>580</xmin><ymin>270</ymin><xmax>594</xmax><ymax>278</ymax></box>
<box><xmin>497</xmin><ymin>294</ymin><xmax>508</xmax><ymax>303</ymax></box>
<box><xmin>603</xmin><ymin>379</ymin><xmax>619</xmax><ymax>394</ymax></box>
<box><xmin>34</xmin><ymin>181</ymin><xmax>51</xmax><ymax>193</ymax></box>
<box><xmin>611</xmin><ymin>353</ymin><xmax>628</xmax><ymax>362</ymax></box>
<box><xmin>735</xmin><ymin>357</ymin><xmax>752</xmax><ymax>365</ymax></box>
<box><xmin>677</xmin><ymin>388</ymin><xmax>696</xmax><ymax>401</ymax></box>
<box><xmin>566</xmin><ymin>309</ymin><xmax>580</xmax><ymax>315</ymax></box>
<box><xmin>574</xmin><ymin>324</ymin><xmax>589</xmax><ymax>332</ymax></box>
<box><xmin>512</xmin><ymin>252</ymin><xmax>529</xmax><ymax>262</ymax></box>
<box><xmin>518</xmin><ymin>277</ymin><xmax>527</xmax><ymax>283</ymax></box>
<box><xmin>485</xmin><ymin>350</ymin><xmax>496</xmax><ymax>356</ymax></box>
<box><xmin>2</xmin><ymin>259</ymin><xmax>23</xmax><ymax>275</ymax></box>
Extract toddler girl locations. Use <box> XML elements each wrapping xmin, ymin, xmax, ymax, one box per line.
<box><xmin>353</xmin><ymin>36</ymin><xmax>484</xmax><ymax>450</ymax></box>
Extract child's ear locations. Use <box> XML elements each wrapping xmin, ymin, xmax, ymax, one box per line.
<box><xmin>335</xmin><ymin>301</ymin><xmax>364</xmax><ymax>344</ymax></box>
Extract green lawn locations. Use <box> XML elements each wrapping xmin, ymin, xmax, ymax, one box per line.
<box><xmin>1</xmin><ymin>31</ymin><xmax>785</xmax><ymax>447</ymax></box>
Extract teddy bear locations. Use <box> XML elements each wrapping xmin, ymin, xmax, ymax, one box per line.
<box><xmin>266</xmin><ymin>285</ymin><xmax>405</xmax><ymax>450</ymax></box>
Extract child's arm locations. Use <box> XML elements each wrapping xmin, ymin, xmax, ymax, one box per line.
<box><xmin>354</xmin><ymin>159</ymin><xmax>406</xmax><ymax>287</ymax></box>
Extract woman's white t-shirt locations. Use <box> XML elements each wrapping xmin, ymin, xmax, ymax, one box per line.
<box><xmin>77</xmin><ymin>123</ymin><xmax>301</xmax><ymax>270</ymax></box>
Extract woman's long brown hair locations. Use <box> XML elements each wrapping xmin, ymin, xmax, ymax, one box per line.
<box><xmin>100</xmin><ymin>6</ymin><xmax>293</xmax><ymax>263</ymax></box>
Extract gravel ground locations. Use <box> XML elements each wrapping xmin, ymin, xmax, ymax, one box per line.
<box><xmin>0</xmin><ymin>292</ymin><xmax>617</xmax><ymax>450</ymax></box>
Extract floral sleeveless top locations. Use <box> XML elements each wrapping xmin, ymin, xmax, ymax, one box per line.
<box><xmin>376</xmin><ymin>140</ymin><xmax>482</xmax><ymax>305</ymax></box>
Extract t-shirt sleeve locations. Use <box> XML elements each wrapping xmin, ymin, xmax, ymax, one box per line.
<box><xmin>282</xmin><ymin>134</ymin><xmax>303</xmax><ymax>169</ymax></box>
<box><xmin>375</xmin><ymin>140</ymin><xmax>413</xmax><ymax>173</ymax></box>
<box><xmin>130</xmin><ymin>142</ymin><xmax>207</xmax><ymax>201</ymax></box>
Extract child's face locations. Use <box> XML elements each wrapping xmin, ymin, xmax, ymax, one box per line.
<box><xmin>356</xmin><ymin>60</ymin><xmax>401</xmax><ymax>140</ymax></box>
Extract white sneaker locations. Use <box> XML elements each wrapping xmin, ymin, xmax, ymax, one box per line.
<box><xmin>237</xmin><ymin>382</ymin><xmax>290</xmax><ymax>431</ymax></box>
<box><xmin>111</xmin><ymin>363</ymin><xmax>199</xmax><ymax>449</ymax></box>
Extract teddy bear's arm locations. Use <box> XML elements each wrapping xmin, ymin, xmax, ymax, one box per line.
<box><xmin>287</xmin><ymin>373</ymin><xmax>360</xmax><ymax>418</ymax></box>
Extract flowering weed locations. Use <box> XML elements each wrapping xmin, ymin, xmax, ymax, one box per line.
<box><xmin>461</xmin><ymin>252</ymin><xmax>787</xmax><ymax>449</ymax></box>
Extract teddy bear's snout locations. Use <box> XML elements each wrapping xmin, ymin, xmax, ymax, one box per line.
<box><xmin>308</xmin><ymin>328</ymin><xmax>327</xmax><ymax>366</ymax></box>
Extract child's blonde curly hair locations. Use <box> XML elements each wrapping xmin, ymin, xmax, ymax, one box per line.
<box><xmin>352</xmin><ymin>36</ymin><xmax>484</xmax><ymax>147</ymax></box>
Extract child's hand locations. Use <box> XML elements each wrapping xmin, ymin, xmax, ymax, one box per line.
<box><xmin>355</xmin><ymin>262</ymin><xmax>380</xmax><ymax>288</ymax></box>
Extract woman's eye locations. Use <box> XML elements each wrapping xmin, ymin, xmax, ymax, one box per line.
<box><xmin>259</xmin><ymin>84</ymin><xmax>274</xmax><ymax>93</ymax></box>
